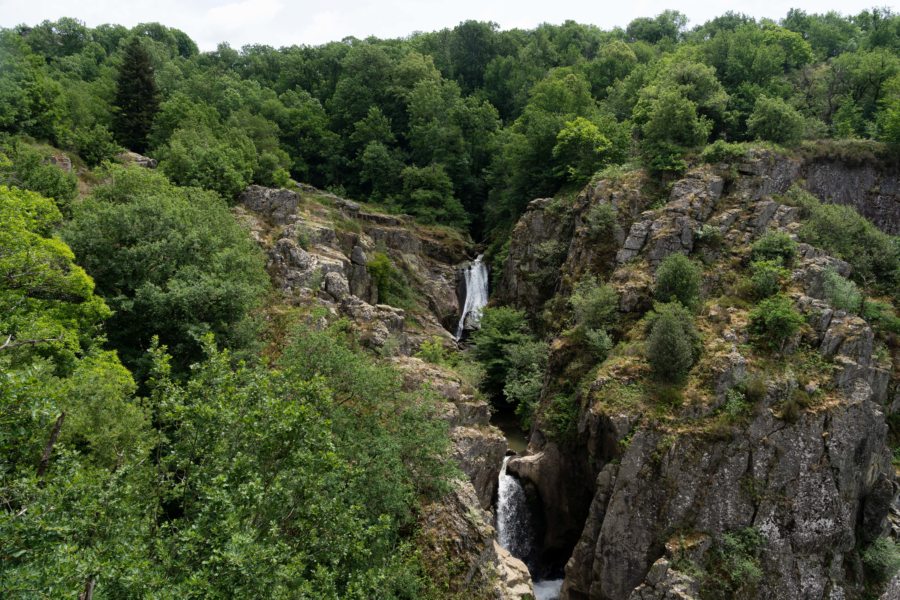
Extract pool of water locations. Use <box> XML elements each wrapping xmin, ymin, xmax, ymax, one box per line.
<box><xmin>490</xmin><ymin>410</ymin><xmax>528</xmax><ymax>453</ymax></box>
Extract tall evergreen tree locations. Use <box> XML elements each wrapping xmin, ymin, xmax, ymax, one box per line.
<box><xmin>112</xmin><ymin>37</ymin><xmax>159</xmax><ymax>153</ymax></box>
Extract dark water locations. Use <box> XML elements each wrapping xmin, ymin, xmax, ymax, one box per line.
<box><xmin>490</xmin><ymin>410</ymin><xmax>528</xmax><ymax>453</ymax></box>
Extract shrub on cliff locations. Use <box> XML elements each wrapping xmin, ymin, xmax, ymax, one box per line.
<box><xmin>750</xmin><ymin>259</ymin><xmax>789</xmax><ymax>299</ymax></box>
<box><xmin>654</xmin><ymin>253</ymin><xmax>702</xmax><ymax>310</ymax></box>
<box><xmin>646</xmin><ymin>302</ymin><xmax>699</xmax><ymax>382</ymax></box>
<box><xmin>823</xmin><ymin>269</ymin><xmax>862</xmax><ymax>312</ymax></box>
<box><xmin>751</xmin><ymin>231</ymin><xmax>797</xmax><ymax>265</ymax></box>
<box><xmin>749</xmin><ymin>294</ymin><xmax>804</xmax><ymax>352</ymax></box>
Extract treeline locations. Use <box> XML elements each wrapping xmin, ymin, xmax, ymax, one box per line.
<box><xmin>2</xmin><ymin>9</ymin><xmax>899</xmax><ymax>236</ymax></box>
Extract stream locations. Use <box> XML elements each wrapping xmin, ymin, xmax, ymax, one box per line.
<box><xmin>456</xmin><ymin>255</ymin><xmax>564</xmax><ymax>599</ymax></box>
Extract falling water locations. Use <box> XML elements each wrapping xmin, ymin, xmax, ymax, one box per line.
<box><xmin>454</xmin><ymin>254</ymin><xmax>488</xmax><ymax>340</ymax></box>
<box><xmin>496</xmin><ymin>456</ymin><xmax>534</xmax><ymax>558</ymax></box>
<box><xmin>496</xmin><ymin>456</ymin><xmax>563</xmax><ymax>600</ymax></box>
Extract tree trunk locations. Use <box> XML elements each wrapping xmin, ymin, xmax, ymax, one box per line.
<box><xmin>37</xmin><ymin>412</ymin><xmax>66</xmax><ymax>479</ymax></box>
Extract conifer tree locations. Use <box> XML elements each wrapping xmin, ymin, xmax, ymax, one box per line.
<box><xmin>112</xmin><ymin>37</ymin><xmax>159</xmax><ymax>153</ymax></box>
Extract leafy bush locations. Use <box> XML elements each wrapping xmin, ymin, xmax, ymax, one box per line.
<box><xmin>723</xmin><ymin>388</ymin><xmax>751</xmax><ymax>419</ymax></box>
<box><xmin>552</xmin><ymin>116</ymin><xmax>613</xmax><ymax>183</ymax></box>
<box><xmin>585</xmin><ymin>202</ymin><xmax>617</xmax><ymax>240</ymax></box>
<box><xmin>416</xmin><ymin>337</ymin><xmax>448</xmax><ymax>364</ymax></box>
<box><xmin>583</xmin><ymin>327</ymin><xmax>614</xmax><ymax>360</ymax></box>
<box><xmin>367</xmin><ymin>251</ymin><xmax>413</xmax><ymax>308</ymax></box>
<box><xmin>700</xmin><ymin>140</ymin><xmax>749</xmax><ymax>163</ymax></box>
<box><xmin>750</xmin><ymin>259</ymin><xmax>789</xmax><ymax>299</ymax></box>
<box><xmin>542</xmin><ymin>393</ymin><xmax>579</xmax><ymax>442</ymax></box>
<box><xmin>749</xmin><ymin>294</ymin><xmax>804</xmax><ymax>352</ymax></box>
<box><xmin>68</xmin><ymin>124</ymin><xmax>120</xmax><ymax>166</ymax></box>
<box><xmin>654</xmin><ymin>253</ymin><xmax>702</xmax><ymax>310</ymax></box>
<box><xmin>646</xmin><ymin>302</ymin><xmax>699</xmax><ymax>382</ymax></box>
<box><xmin>160</xmin><ymin>124</ymin><xmax>257</xmax><ymax>199</ymax></box>
<box><xmin>861</xmin><ymin>537</ymin><xmax>900</xmax><ymax>585</ymax></box>
<box><xmin>798</xmin><ymin>197</ymin><xmax>899</xmax><ymax>294</ymax></box>
<box><xmin>62</xmin><ymin>165</ymin><xmax>269</xmax><ymax>375</ymax></box>
<box><xmin>504</xmin><ymin>338</ymin><xmax>549</xmax><ymax>429</ymax></box>
<box><xmin>751</xmin><ymin>231</ymin><xmax>797</xmax><ymax>265</ymax></box>
<box><xmin>569</xmin><ymin>276</ymin><xmax>619</xmax><ymax>331</ymax></box>
<box><xmin>862</xmin><ymin>300</ymin><xmax>900</xmax><ymax>336</ymax></box>
<box><xmin>747</xmin><ymin>95</ymin><xmax>805</xmax><ymax>145</ymax></box>
<box><xmin>702</xmin><ymin>528</ymin><xmax>766</xmax><ymax>598</ymax></box>
<box><xmin>0</xmin><ymin>142</ymin><xmax>77</xmax><ymax>213</ymax></box>
<box><xmin>822</xmin><ymin>269</ymin><xmax>862</xmax><ymax>312</ymax></box>
<box><xmin>470</xmin><ymin>306</ymin><xmax>534</xmax><ymax>398</ymax></box>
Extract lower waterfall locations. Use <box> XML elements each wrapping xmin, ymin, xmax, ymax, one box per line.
<box><xmin>496</xmin><ymin>456</ymin><xmax>563</xmax><ymax>600</ymax></box>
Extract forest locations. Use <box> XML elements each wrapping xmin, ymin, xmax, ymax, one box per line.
<box><xmin>1</xmin><ymin>7</ymin><xmax>899</xmax><ymax>599</ymax></box>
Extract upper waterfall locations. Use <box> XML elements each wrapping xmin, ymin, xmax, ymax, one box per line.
<box><xmin>454</xmin><ymin>254</ymin><xmax>488</xmax><ymax>340</ymax></box>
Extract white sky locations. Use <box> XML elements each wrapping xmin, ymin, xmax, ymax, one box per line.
<box><xmin>0</xmin><ymin>1</ymin><xmax>893</xmax><ymax>51</ymax></box>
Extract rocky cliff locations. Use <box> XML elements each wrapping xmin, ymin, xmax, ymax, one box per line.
<box><xmin>497</xmin><ymin>149</ymin><xmax>899</xmax><ymax>599</ymax></box>
<box><xmin>237</xmin><ymin>183</ymin><xmax>533</xmax><ymax>598</ymax></box>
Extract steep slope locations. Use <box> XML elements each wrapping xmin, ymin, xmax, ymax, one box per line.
<box><xmin>236</xmin><ymin>183</ymin><xmax>533</xmax><ymax>598</ymax></box>
<box><xmin>496</xmin><ymin>148</ymin><xmax>898</xmax><ymax>599</ymax></box>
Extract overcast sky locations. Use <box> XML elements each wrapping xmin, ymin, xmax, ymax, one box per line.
<box><xmin>0</xmin><ymin>1</ymin><xmax>891</xmax><ymax>51</ymax></box>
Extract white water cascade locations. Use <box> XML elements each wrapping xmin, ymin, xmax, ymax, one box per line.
<box><xmin>454</xmin><ymin>254</ymin><xmax>489</xmax><ymax>340</ymax></box>
<box><xmin>496</xmin><ymin>456</ymin><xmax>563</xmax><ymax>600</ymax></box>
<box><xmin>496</xmin><ymin>456</ymin><xmax>534</xmax><ymax>557</ymax></box>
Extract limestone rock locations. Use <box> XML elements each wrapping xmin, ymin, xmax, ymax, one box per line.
<box><xmin>494</xmin><ymin>541</ymin><xmax>536</xmax><ymax>600</ymax></box>
<box><xmin>240</xmin><ymin>185</ymin><xmax>300</xmax><ymax>225</ymax></box>
<box><xmin>117</xmin><ymin>150</ymin><xmax>157</xmax><ymax>169</ymax></box>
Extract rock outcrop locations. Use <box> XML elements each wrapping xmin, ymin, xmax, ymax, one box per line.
<box><xmin>237</xmin><ymin>183</ymin><xmax>469</xmax><ymax>352</ymax></box>
<box><xmin>498</xmin><ymin>150</ymin><xmax>899</xmax><ymax>600</ymax></box>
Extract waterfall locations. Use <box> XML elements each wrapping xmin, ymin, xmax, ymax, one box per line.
<box><xmin>496</xmin><ymin>456</ymin><xmax>534</xmax><ymax>561</ymax></box>
<box><xmin>454</xmin><ymin>254</ymin><xmax>488</xmax><ymax>340</ymax></box>
<box><xmin>497</xmin><ymin>456</ymin><xmax>563</xmax><ymax>600</ymax></box>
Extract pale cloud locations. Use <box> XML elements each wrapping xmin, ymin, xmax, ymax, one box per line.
<box><xmin>206</xmin><ymin>0</ymin><xmax>284</xmax><ymax>29</ymax></box>
<box><xmin>0</xmin><ymin>0</ymin><xmax>888</xmax><ymax>51</ymax></box>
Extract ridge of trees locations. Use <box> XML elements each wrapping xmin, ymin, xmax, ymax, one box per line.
<box><xmin>1</xmin><ymin>9</ymin><xmax>897</xmax><ymax>238</ymax></box>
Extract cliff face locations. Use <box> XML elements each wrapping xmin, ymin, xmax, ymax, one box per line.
<box><xmin>498</xmin><ymin>150</ymin><xmax>899</xmax><ymax>600</ymax></box>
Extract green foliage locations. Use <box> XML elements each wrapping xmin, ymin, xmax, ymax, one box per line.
<box><xmin>701</xmin><ymin>528</ymin><xmax>766</xmax><ymax>599</ymax></box>
<box><xmin>112</xmin><ymin>37</ymin><xmax>159</xmax><ymax>153</ymax></box>
<box><xmin>400</xmin><ymin>163</ymin><xmax>468</xmax><ymax>229</ymax></box>
<box><xmin>861</xmin><ymin>537</ymin><xmax>900</xmax><ymax>585</ymax></box>
<box><xmin>0</xmin><ymin>142</ymin><xmax>78</xmax><ymax>212</ymax></box>
<box><xmin>552</xmin><ymin>116</ymin><xmax>613</xmax><ymax>183</ymax></box>
<box><xmin>700</xmin><ymin>140</ymin><xmax>750</xmax><ymax>163</ymax></box>
<box><xmin>503</xmin><ymin>339</ymin><xmax>549</xmax><ymax>430</ymax></box>
<box><xmin>470</xmin><ymin>306</ymin><xmax>531</xmax><ymax>395</ymax></box>
<box><xmin>367</xmin><ymin>252</ymin><xmax>413</xmax><ymax>308</ymax></box>
<box><xmin>542</xmin><ymin>393</ymin><xmax>579</xmax><ymax>443</ymax></box>
<box><xmin>822</xmin><ymin>269</ymin><xmax>862</xmax><ymax>312</ymax></box>
<box><xmin>68</xmin><ymin>124</ymin><xmax>120</xmax><ymax>167</ymax></box>
<box><xmin>416</xmin><ymin>337</ymin><xmax>449</xmax><ymax>364</ymax></box>
<box><xmin>749</xmin><ymin>259</ymin><xmax>789</xmax><ymax>299</ymax></box>
<box><xmin>654</xmin><ymin>253</ymin><xmax>702</xmax><ymax>310</ymax></box>
<box><xmin>646</xmin><ymin>302</ymin><xmax>699</xmax><ymax>382</ymax></box>
<box><xmin>0</xmin><ymin>186</ymin><xmax>111</xmax><ymax>369</ymax></box>
<box><xmin>751</xmin><ymin>231</ymin><xmax>798</xmax><ymax>265</ymax></box>
<box><xmin>160</xmin><ymin>124</ymin><xmax>257</xmax><ymax>199</ymax></box>
<box><xmin>723</xmin><ymin>387</ymin><xmax>751</xmax><ymax>420</ymax></box>
<box><xmin>797</xmin><ymin>195</ymin><xmax>899</xmax><ymax>294</ymax></box>
<box><xmin>747</xmin><ymin>95</ymin><xmax>805</xmax><ymax>145</ymax></box>
<box><xmin>585</xmin><ymin>202</ymin><xmax>617</xmax><ymax>240</ymax></box>
<box><xmin>569</xmin><ymin>276</ymin><xmax>619</xmax><ymax>331</ymax></box>
<box><xmin>62</xmin><ymin>165</ymin><xmax>268</xmax><ymax>375</ymax></box>
<box><xmin>749</xmin><ymin>294</ymin><xmax>804</xmax><ymax>352</ymax></box>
